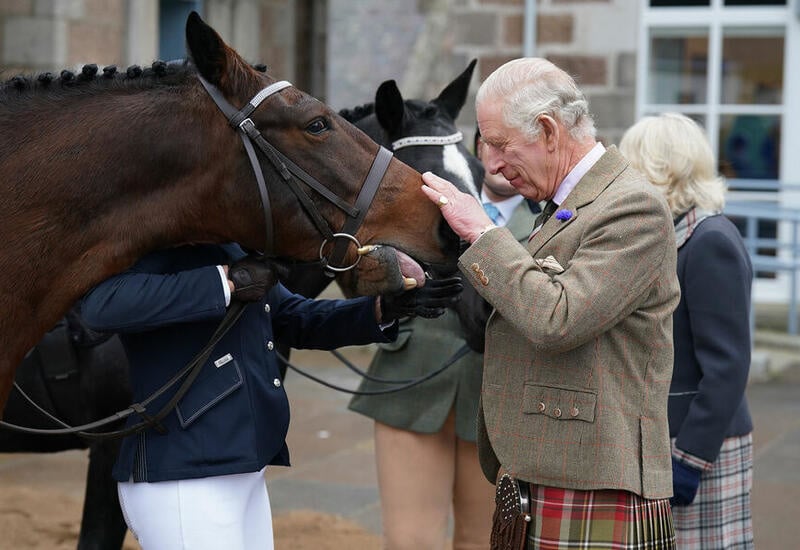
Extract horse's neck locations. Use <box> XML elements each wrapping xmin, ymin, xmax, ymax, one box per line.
<box><xmin>1</xmin><ymin>89</ymin><xmax>241</xmax><ymax>356</ymax></box>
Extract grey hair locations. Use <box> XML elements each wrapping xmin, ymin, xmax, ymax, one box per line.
<box><xmin>619</xmin><ymin>113</ymin><xmax>726</xmax><ymax>216</ymax></box>
<box><xmin>476</xmin><ymin>58</ymin><xmax>596</xmax><ymax>142</ymax></box>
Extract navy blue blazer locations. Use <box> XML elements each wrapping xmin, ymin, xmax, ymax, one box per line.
<box><xmin>670</xmin><ymin>215</ymin><xmax>753</xmax><ymax>464</ymax></box>
<box><xmin>81</xmin><ymin>244</ymin><xmax>395</xmax><ymax>482</ymax></box>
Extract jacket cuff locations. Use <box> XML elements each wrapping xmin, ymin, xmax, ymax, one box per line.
<box><xmin>672</xmin><ymin>446</ymin><xmax>714</xmax><ymax>472</ymax></box>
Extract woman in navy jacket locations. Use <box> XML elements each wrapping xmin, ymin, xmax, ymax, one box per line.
<box><xmin>621</xmin><ymin>114</ymin><xmax>754</xmax><ymax>549</ymax></box>
<box><xmin>81</xmin><ymin>243</ymin><xmax>460</xmax><ymax>550</ymax></box>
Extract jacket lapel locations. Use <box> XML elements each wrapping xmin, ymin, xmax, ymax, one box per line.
<box><xmin>528</xmin><ymin>146</ymin><xmax>628</xmax><ymax>256</ymax></box>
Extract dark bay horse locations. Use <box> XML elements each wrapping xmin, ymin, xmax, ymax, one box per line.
<box><xmin>0</xmin><ymin>11</ymin><xmax>459</xmax><ymax>415</ymax></box>
<box><xmin>0</xmin><ymin>59</ymin><xmax>484</xmax><ymax>550</ymax></box>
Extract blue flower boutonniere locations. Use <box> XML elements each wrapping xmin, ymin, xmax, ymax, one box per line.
<box><xmin>555</xmin><ymin>209</ymin><xmax>573</xmax><ymax>221</ymax></box>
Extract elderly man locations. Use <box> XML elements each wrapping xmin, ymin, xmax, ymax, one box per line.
<box><xmin>421</xmin><ymin>58</ymin><xmax>680</xmax><ymax>549</ymax></box>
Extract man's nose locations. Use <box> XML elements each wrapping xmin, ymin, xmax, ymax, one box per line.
<box><xmin>482</xmin><ymin>147</ymin><xmax>503</xmax><ymax>174</ymax></box>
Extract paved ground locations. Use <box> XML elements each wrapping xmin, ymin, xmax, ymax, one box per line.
<box><xmin>269</xmin><ymin>340</ymin><xmax>800</xmax><ymax>549</ymax></box>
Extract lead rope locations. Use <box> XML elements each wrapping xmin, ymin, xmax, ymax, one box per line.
<box><xmin>280</xmin><ymin>343</ymin><xmax>470</xmax><ymax>396</ymax></box>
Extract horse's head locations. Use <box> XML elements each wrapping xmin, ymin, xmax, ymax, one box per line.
<box><xmin>336</xmin><ymin>60</ymin><xmax>484</xmax><ymax>295</ymax></box>
<box><xmin>185</xmin><ymin>12</ymin><xmax>458</xmax><ymax>295</ymax></box>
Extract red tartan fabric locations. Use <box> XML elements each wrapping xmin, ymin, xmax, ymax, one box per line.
<box><xmin>526</xmin><ymin>485</ymin><xmax>675</xmax><ymax>549</ymax></box>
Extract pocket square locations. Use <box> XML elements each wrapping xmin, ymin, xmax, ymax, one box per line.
<box><xmin>534</xmin><ymin>255</ymin><xmax>564</xmax><ymax>274</ymax></box>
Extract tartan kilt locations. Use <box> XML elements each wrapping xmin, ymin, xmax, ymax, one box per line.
<box><xmin>672</xmin><ymin>434</ymin><xmax>754</xmax><ymax>549</ymax></box>
<box><xmin>525</xmin><ymin>485</ymin><xmax>675</xmax><ymax>549</ymax></box>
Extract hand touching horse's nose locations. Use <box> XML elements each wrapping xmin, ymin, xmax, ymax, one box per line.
<box><xmin>421</xmin><ymin>171</ymin><xmax>494</xmax><ymax>244</ymax></box>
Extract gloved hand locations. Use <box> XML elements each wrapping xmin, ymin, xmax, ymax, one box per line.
<box><xmin>380</xmin><ymin>276</ymin><xmax>463</xmax><ymax>322</ymax></box>
<box><xmin>670</xmin><ymin>456</ymin><xmax>702</xmax><ymax>507</ymax></box>
<box><xmin>229</xmin><ymin>255</ymin><xmax>280</xmax><ymax>302</ymax></box>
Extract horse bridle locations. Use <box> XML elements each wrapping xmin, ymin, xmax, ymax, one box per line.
<box><xmin>197</xmin><ymin>75</ymin><xmax>394</xmax><ymax>275</ymax></box>
<box><xmin>0</xmin><ymin>87</ymin><xmax>472</xmax><ymax>438</ymax></box>
<box><xmin>390</xmin><ymin>131</ymin><xmax>463</xmax><ymax>151</ymax></box>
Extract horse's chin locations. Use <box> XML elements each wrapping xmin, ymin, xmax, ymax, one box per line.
<box><xmin>345</xmin><ymin>245</ymin><xmax>426</xmax><ymax>296</ymax></box>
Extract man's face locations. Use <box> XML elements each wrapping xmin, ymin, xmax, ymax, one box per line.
<box><xmin>476</xmin><ymin>100</ymin><xmax>558</xmax><ymax>202</ymax></box>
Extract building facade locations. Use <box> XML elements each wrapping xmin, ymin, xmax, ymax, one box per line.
<box><xmin>2</xmin><ymin>0</ymin><xmax>798</xmax><ymax>302</ymax></box>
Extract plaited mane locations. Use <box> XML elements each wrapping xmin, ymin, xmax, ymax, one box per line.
<box><xmin>339</xmin><ymin>103</ymin><xmax>375</xmax><ymax>123</ymax></box>
<box><xmin>0</xmin><ymin>61</ymin><xmax>269</xmax><ymax>101</ymax></box>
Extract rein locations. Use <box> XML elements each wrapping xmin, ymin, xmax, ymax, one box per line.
<box><xmin>0</xmin><ymin>302</ymin><xmax>247</xmax><ymax>439</ymax></box>
<box><xmin>0</xmin><ymin>85</ymin><xmax>471</xmax><ymax>438</ymax></box>
<box><xmin>196</xmin><ymin>75</ymin><xmax>393</xmax><ymax>275</ymax></box>
<box><xmin>282</xmin><ymin>343</ymin><xmax>470</xmax><ymax>395</ymax></box>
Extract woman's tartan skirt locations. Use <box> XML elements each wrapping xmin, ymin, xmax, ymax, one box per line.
<box><xmin>672</xmin><ymin>434</ymin><xmax>754</xmax><ymax>549</ymax></box>
<box><xmin>524</xmin><ymin>485</ymin><xmax>675</xmax><ymax>549</ymax></box>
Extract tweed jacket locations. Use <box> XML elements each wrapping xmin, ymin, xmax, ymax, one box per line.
<box><xmin>670</xmin><ymin>213</ymin><xmax>753</xmax><ymax>464</ymax></box>
<box><xmin>348</xmin><ymin>201</ymin><xmax>539</xmax><ymax>440</ymax></box>
<box><xmin>459</xmin><ymin>146</ymin><xmax>680</xmax><ymax>499</ymax></box>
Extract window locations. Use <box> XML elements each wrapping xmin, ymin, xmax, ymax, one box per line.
<box><xmin>637</xmin><ymin>0</ymin><xmax>798</xmax><ymax>296</ymax></box>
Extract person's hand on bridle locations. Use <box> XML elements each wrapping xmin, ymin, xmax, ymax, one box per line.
<box><xmin>379</xmin><ymin>276</ymin><xmax>464</xmax><ymax>323</ymax></box>
<box><xmin>227</xmin><ymin>255</ymin><xmax>282</xmax><ymax>302</ymax></box>
<box><xmin>421</xmin><ymin>171</ymin><xmax>495</xmax><ymax>244</ymax></box>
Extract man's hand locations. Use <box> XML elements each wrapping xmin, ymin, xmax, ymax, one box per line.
<box><xmin>228</xmin><ymin>255</ymin><xmax>280</xmax><ymax>302</ymax></box>
<box><xmin>421</xmin><ymin>171</ymin><xmax>494</xmax><ymax>243</ymax></box>
<box><xmin>379</xmin><ymin>276</ymin><xmax>464</xmax><ymax>322</ymax></box>
<box><xmin>670</xmin><ymin>457</ymin><xmax>702</xmax><ymax>507</ymax></box>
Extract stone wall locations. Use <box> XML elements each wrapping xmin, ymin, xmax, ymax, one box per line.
<box><xmin>326</xmin><ymin>0</ymin><xmax>640</xmax><ymax>145</ymax></box>
<box><xmin>0</xmin><ymin>0</ymin><xmax>125</xmax><ymax>78</ymax></box>
<box><xmin>0</xmin><ymin>0</ymin><xmax>640</xmax><ymax>143</ymax></box>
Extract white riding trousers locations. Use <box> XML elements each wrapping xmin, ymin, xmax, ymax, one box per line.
<box><xmin>117</xmin><ymin>468</ymin><xmax>273</xmax><ymax>550</ymax></box>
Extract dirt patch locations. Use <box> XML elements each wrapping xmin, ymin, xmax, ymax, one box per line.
<box><xmin>0</xmin><ymin>482</ymin><xmax>378</xmax><ymax>550</ymax></box>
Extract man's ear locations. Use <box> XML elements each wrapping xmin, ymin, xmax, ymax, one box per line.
<box><xmin>539</xmin><ymin>115</ymin><xmax>560</xmax><ymax>152</ymax></box>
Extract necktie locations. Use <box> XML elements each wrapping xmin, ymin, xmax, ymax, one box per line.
<box><xmin>483</xmin><ymin>202</ymin><xmax>501</xmax><ymax>225</ymax></box>
<box><xmin>533</xmin><ymin>200</ymin><xmax>558</xmax><ymax>230</ymax></box>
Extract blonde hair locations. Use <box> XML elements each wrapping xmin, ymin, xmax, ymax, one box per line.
<box><xmin>476</xmin><ymin>57</ymin><xmax>596</xmax><ymax>142</ymax></box>
<box><xmin>619</xmin><ymin>113</ymin><xmax>726</xmax><ymax>216</ymax></box>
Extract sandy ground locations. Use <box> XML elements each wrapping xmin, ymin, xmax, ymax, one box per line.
<box><xmin>0</xmin><ymin>436</ymin><xmax>381</xmax><ymax>550</ymax></box>
<box><xmin>0</xmin><ymin>475</ymin><xmax>379</xmax><ymax>550</ymax></box>
<box><xmin>0</xmin><ymin>345</ymin><xmax>384</xmax><ymax>550</ymax></box>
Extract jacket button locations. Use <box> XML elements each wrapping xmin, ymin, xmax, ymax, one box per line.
<box><xmin>537</xmin><ymin>402</ymin><xmax>546</xmax><ymax>413</ymax></box>
<box><xmin>471</xmin><ymin>263</ymin><xmax>480</xmax><ymax>272</ymax></box>
<box><xmin>264</xmin><ymin>304</ymin><xmax>271</xmax><ymax>313</ymax></box>
<box><xmin>273</xmin><ymin>378</ymin><xmax>281</xmax><ymax>387</ymax></box>
<box><xmin>553</xmin><ymin>407</ymin><xmax>562</xmax><ymax>418</ymax></box>
<box><xmin>570</xmin><ymin>406</ymin><xmax>579</xmax><ymax>417</ymax></box>
<box><xmin>480</xmin><ymin>275</ymin><xmax>489</xmax><ymax>286</ymax></box>
<box><xmin>266</xmin><ymin>341</ymin><xmax>274</xmax><ymax>351</ymax></box>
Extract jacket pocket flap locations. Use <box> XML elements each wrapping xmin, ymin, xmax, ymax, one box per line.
<box><xmin>522</xmin><ymin>383</ymin><xmax>597</xmax><ymax>422</ymax></box>
<box><xmin>176</xmin><ymin>355</ymin><xmax>243</xmax><ymax>428</ymax></box>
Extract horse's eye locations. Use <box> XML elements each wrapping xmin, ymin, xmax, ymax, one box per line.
<box><xmin>305</xmin><ymin>118</ymin><xmax>329</xmax><ymax>135</ymax></box>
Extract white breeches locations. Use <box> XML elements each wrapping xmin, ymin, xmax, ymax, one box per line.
<box><xmin>117</xmin><ymin>468</ymin><xmax>274</xmax><ymax>550</ymax></box>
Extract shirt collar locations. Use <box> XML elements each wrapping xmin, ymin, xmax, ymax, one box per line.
<box><xmin>480</xmin><ymin>190</ymin><xmax>524</xmax><ymax>227</ymax></box>
<box><xmin>552</xmin><ymin>142</ymin><xmax>606</xmax><ymax>206</ymax></box>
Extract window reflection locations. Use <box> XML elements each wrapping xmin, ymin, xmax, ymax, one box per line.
<box><xmin>719</xmin><ymin>114</ymin><xmax>780</xmax><ymax>180</ymax></box>
<box><xmin>721</xmin><ymin>29</ymin><xmax>784</xmax><ymax>104</ymax></box>
<box><xmin>649</xmin><ymin>30</ymin><xmax>708</xmax><ymax>104</ymax></box>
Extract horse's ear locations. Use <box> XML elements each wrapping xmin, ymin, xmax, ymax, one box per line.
<box><xmin>375</xmin><ymin>80</ymin><xmax>405</xmax><ymax>136</ymax></box>
<box><xmin>185</xmin><ymin>11</ymin><xmax>230</xmax><ymax>88</ymax></box>
<box><xmin>433</xmin><ymin>58</ymin><xmax>477</xmax><ymax>121</ymax></box>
